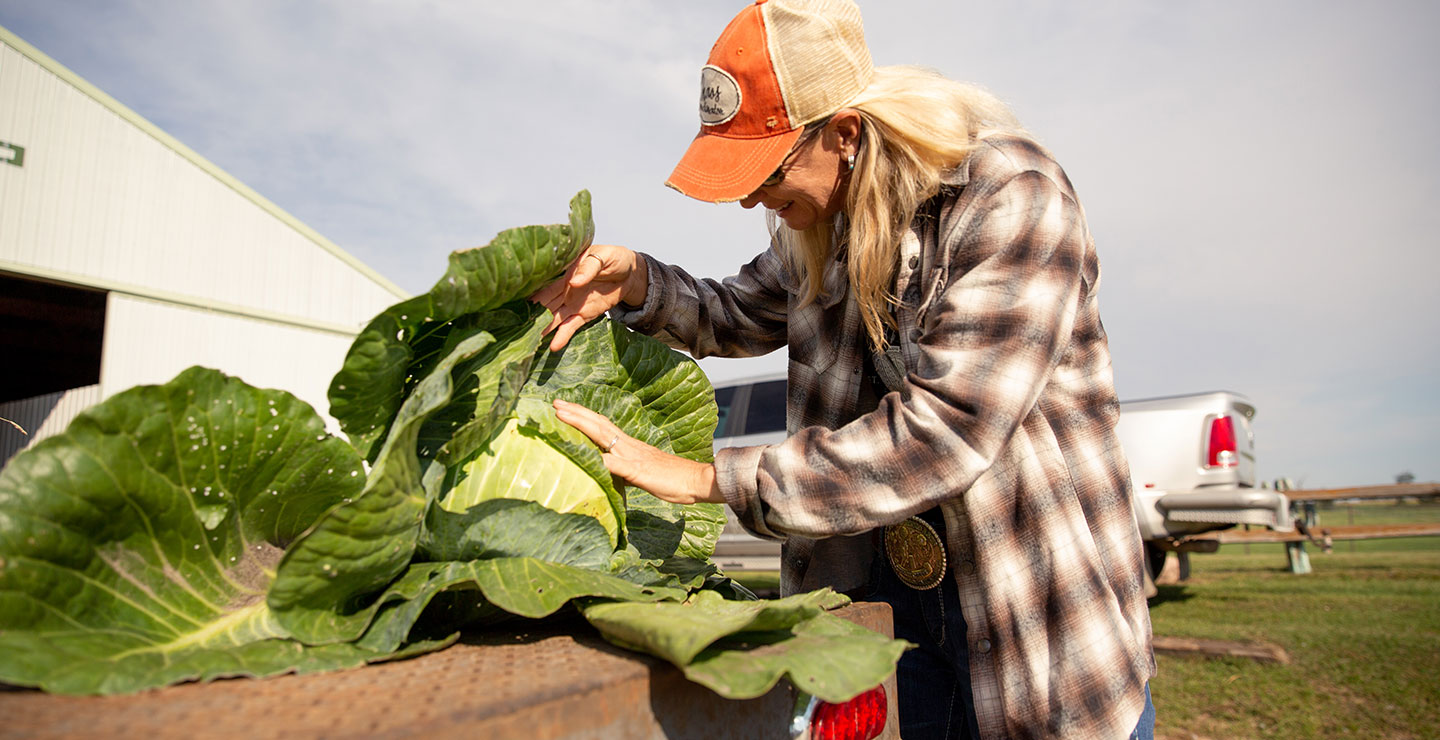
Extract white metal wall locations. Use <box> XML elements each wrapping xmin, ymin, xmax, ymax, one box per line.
<box><xmin>100</xmin><ymin>294</ymin><xmax>356</xmax><ymax>433</ymax></box>
<box><xmin>0</xmin><ymin>31</ymin><xmax>405</xmax><ymax>330</ymax></box>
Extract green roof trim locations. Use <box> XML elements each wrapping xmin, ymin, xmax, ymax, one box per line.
<box><xmin>0</xmin><ymin>23</ymin><xmax>409</xmax><ymax>300</ymax></box>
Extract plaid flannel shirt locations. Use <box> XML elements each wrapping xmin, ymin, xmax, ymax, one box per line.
<box><xmin>616</xmin><ymin>132</ymin><xmax>1155</xmax><ymax>739</ymax></box>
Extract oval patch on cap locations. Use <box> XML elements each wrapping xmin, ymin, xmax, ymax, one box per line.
<box><xmin>698</xmin><ymin>65</ymin><xmax>741</xmax><ymax>126</ymax></box>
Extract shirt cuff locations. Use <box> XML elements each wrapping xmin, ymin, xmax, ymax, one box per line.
<box><xmin>715</xmin><ymin>444</ymin><xmax>782</xmax><ymax>540</ymax></box>
<box><xmin>607</xmin><ymin>252</ymin><xmax>670</xmax><ymax>332</ymax></box>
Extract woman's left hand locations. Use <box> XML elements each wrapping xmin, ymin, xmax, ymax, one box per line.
<box><xmin>552</xmin><ymin>399</ymin><xmax>725</xmax><ymax>505</ymax></box>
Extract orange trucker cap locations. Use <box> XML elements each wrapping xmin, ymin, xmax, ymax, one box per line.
<box><xmin>665</xmin><ymin>0</ymin><xmax>874</xmax><ymax>203</ymax></box>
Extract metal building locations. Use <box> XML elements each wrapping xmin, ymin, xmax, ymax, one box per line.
<box><xmin>0</xmin><ymin>25</ymin><xmax>409</xmax><ymax>466</ymax></box>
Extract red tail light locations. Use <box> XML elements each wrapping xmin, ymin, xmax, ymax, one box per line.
<box><xmin>1206</xmin><ymin>415</ymin><xmax>1238</xmax><ymax>469</ymax></box>
<box><xmin>798</xmin><ymin>685</ymin><xmax>888</xmax><ymax>740</ymax></box>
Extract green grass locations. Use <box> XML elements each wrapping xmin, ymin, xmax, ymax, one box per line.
<box><xmin>1149</xmin><ymin>502</ymin><xmax>1440</xmax><ymax>740</ymax></box>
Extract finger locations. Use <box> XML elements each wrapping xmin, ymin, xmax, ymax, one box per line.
<box><xmin>548</xmin><ymin>316</ymin><xmax>582</xmax><ymax>352</ymax></box>
<box><xmin>535</xmin><ymin>293</ymin><xmax>566</xmax><ymax>335</ymax></box>
<box><xmin>531</xmin><ymin>271</ymin><xmax>573</xmax><ymax>306</ymax></box>
<box><xmin>553</xmin><ymin>307</ymin><xmax>598</xmax><ymax>350</ymax></box>
<box><xmin>552</xmin><ymin>399</ymin><xmax>618</xmax><ymax>445</ymax></box>
<box><xmin>569</xmin><ymin>252</ymin><xmax>602</xmax><ymax>287</ymax></box>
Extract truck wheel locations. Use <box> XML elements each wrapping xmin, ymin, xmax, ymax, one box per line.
<box><xmin>1141</xmin><ymin>543</ymin><xmax>1166</xmax><ymax>599</ymax></box>
<box><xmin>1143</xmin><ymin>542</ymin><xmax>1168</xmax><ymax>581</ymax></box>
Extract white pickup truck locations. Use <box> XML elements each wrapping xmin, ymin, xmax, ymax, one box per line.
<box><xmin>710</xmin><ymin>376</ymin><xmax>1291</xmax><ymax>592</ymax></box>
<box><xmin>1115</xmin><ymin>391</ymin><xmax>1291</xmax><ymax>589</ymax></box>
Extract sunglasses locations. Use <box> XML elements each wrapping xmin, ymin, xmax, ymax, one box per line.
<box><xmin>759</xmin><ymin>125</ymin><xmax>823</xmax><ymax>188</ymax></box>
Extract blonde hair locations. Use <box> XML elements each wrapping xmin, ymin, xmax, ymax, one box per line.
<box><xmin>773</xmin><ymin>66</ymin><xmax>1022</xmax><ymax>351</ymax></box>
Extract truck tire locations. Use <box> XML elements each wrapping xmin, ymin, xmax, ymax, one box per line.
<box><xmin>1141</xmin><ymin>542</ymin><xmax>1166</xmax><ymax>599</ymax></box>
<box><xmin>1143</xmin><ymin>542</ymin><xmax>1168</xmax><ymax>581</ymax></box>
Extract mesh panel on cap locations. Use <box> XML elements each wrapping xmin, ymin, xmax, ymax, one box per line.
<box><xmin>763</xmin><ymin>0</ymin><xmax>873</xmax><ymax>126</ymax></box>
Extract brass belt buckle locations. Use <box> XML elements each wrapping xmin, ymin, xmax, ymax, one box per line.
<box><xmin>883</xmin><ymin>516</ymin><xmax>947</xmax><ymax>590</ymax></box>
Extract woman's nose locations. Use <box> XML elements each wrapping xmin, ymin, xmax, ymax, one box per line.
<box><xmin>739</xmin><ymin>191</ymin><xmax>763</xmax><ymax>209</ymax></box>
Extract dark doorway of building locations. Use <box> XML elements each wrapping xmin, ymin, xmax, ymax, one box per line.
<box><xmin>1</xmin><ymin>272</ymin><xmax>106</xmax><ymax>403</ymax></box>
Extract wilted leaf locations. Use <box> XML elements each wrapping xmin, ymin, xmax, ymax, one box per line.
<box><xmin>682</xmin><ymin>611</ymin><xmax>909</xmax><ymax>703</ymax></box>
<box><xmin>581</xmin><ymin>589</ymin><xmax>846</xmax><ymax>666</ymax></box>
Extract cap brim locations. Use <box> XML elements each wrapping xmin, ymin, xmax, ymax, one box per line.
<box><xmin>665</xmin><ymin>128</ymin><xmax>805</xmax><ymax>203</ymax></box>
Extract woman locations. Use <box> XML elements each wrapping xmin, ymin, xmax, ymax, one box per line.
<box><xmin>536</xmin><ymin>1</ymin><xmax>1155</xmax><ymax>737</ymax></box>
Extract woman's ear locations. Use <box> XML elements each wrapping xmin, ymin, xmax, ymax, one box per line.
<box><xmin>828</xmin><ymin>109</ymin><xmax>863</xmax><ymax>153</ymax></box>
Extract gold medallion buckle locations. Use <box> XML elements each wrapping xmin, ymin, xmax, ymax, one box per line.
<box><xmin>883</xmin><ymin>516</ymin><xmax>947</xmax><ymax>590</ymax></box>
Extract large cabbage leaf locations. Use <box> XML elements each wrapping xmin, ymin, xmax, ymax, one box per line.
<box><xmin>267</xmin><ymin>327</ymin><xmax>508</xmax><ymax>643</ymax></box>
<box><xmin>581</xmin><ymin>590</ymin><xmax>907</xmax><ymax>703</ymax></box>
<box><xmin>679</xmin><ymin>608</ymin><xmax>909</xmax><ymax>703</ymax></box>
<box><xmin>0</xmin><ymin>367</ymin><xmax>453</xmax><ymax>693</ymax></box>
<box><xmin>328</xmin><ymin>191</ymin><xmax>598</xmax><ymax>463</ymax></box>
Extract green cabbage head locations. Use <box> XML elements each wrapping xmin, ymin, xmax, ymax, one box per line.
<box><xmin>0</xmin><ymin>191</ymin><xmax>904</xmax><ymax>703</ymax></box>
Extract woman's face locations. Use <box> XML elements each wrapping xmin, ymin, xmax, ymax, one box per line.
<box><xmin>738</xmin><ymin>114</ymin><xmax>858</xmax><ymax>231</ymax></box>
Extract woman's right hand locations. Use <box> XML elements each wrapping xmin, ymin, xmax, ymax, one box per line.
<box><xmin>532</xmin><ymin>244</ymin><xmax>648</xmax><ymax>352</ymax></box>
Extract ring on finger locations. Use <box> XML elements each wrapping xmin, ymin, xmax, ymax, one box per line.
<box><xmin>603</xmin><ymin>433</ymin><xmax>620</xmax><ymax>453</ymax></box>
<box><xmin>585</xmin><ymin>253</ymin><xmax>604</xmax><ymax>268</ymax></box>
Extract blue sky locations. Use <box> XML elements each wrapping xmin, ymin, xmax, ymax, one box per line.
<box><xmin>2</xmin><ymin>0</ymin><xmax>1437</xmax><ymax>488</ymax></box>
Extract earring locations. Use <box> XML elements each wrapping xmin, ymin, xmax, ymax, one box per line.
<box><xmin>847</xmin><ymin>153</ymin><xmax>856</xmax><ymax>172</ymax></box>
